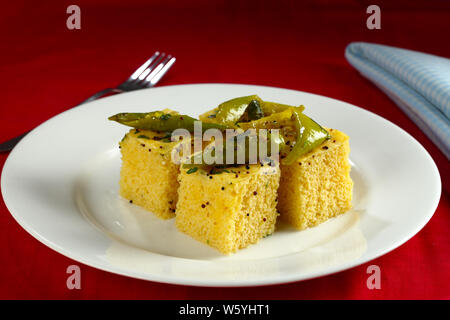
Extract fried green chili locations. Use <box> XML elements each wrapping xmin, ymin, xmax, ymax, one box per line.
<box><xmin>182</xmin><ymin>131</ymin><xmax>282</xmax><ymax>168</ymax></box>
<box><xmin>109</xmin><ymin>111</ymin><xmax>229</xmax><ymax>132</ymax></box>
<box><xmin>281</xmin><ymin>108</ymin><xmax>330</xmax><ymax>165</ymax></box>
<box><xmin>200</xmin><ymin>95</ymin><xmax>264</xmax><ymax>126</ymax></box>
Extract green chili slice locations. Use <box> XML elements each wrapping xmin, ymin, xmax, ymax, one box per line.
<box><xmin>199</xmin><ymin>95</ymin><xmax>263</xmax><ymax>126</ymax></box>
<box><xmin>182</xmin><ymin>130</ymin><xmax>282</xmax><ymax>168</ymax></box>
<box><xmin>281</xmin><ymin>109</ymin><xmax>330</xmax><ymax>165</ymax></box>
<box><xmin>109</xmin><ymin>111</ymin><xmax>230</xmax><ymax>132</ymax></box>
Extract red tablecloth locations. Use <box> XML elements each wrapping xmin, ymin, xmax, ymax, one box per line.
<box><xmin>0</xmin><ymin>0</ymin><xmax>449</xmax><ymax>299</ymax></box>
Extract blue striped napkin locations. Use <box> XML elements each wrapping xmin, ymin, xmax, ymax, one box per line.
<box><xmin>345</xmin><ymin>42</ymin><xmax>450</xmax><ymax>159</ymax></box>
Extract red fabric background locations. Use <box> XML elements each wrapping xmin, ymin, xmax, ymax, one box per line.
<box><xmin>0</xmin><ymin>0</ymin><xmax>449</xmax><ymax>299</ymax></box>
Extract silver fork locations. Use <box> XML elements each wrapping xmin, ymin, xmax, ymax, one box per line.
<box><xmin>0</xmin><ymin>51</ymin><xmax>176</xmax><ymax>152</ymax></box>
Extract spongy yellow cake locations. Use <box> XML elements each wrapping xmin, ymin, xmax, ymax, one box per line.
<box><xmin>277</xmin><ymin>129</ymin><xmax>353</xmax><ymax>229</ymax></box>
<box><xmin>175</xmin><ymin>164</ymin><xmax>281</xmax><ymax>254</ymax></box>
<box><xmin>110</xmin><ymin>97</ymin><xmax>354</xmax><ymax>255</ymax></box>
<box><xmin>119</xmin><ymin>129</ymin><xmax>180</xmax><ymax>219</ymax></box>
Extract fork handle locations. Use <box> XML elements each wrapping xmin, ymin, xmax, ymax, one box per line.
<box><xmin>0</xmin><ymin>88</ymin><xmax>124</xmax><ymax>153</ymax></box>
<box><xmin>0</xmin><ymin>132</ymin><xmax>29</xmax><ymax>152</ymax></box>
<box><xmin>78</xmin><ymin>88</ymin><xmax>123</xmax><ymax>105</ymax></box>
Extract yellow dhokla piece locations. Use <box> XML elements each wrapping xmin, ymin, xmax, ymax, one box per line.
<box><xmin>176</xmin><ymin>164</ymin><xmax>281</xmax><ymax>254</ymax></box>
<box><xmin>277</xmin><ymin>129</ymin><xmax>353</xmax><ymax>229</ymax></box>
<box><xmin>119</xmin><ymin>129</ymin><xmax>180</xmax><ymax>219</ymax></box>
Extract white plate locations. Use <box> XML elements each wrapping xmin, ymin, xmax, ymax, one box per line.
<box><xmin>1</xmin><ymin>84</ymin><xmax>441</xmax><ymax>287</ymax></box>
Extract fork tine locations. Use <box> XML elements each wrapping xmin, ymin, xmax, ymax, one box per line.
<box><xmin>129</xmin><ymin>52</ymin><xmax>160</xmax><ymax>80</ymax></box>
<box><xmin>144</xmin><ymin>55</ymin><xmax>171</xmax><ymax>83</ymax></box>
<box><xmin>146</xmin><ymin>56</ymin><xmax>176</xmax><ymax>87</ymax></box>
<box><xmin>138</xmin><ymin>53</ymin><xmax>166</xmax><ymax>81</ymax></box>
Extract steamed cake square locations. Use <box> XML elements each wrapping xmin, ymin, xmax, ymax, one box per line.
<box><xmin>175</xmin><ymin>164</ymin><xmax>280</xmax><ymax>254</ymax></box>
<box><xmin>119</xmin><ymin>129</ymin><xmax>180</xmax><ymax>219</ymax></box>
<box><xmin>277</xmin><ymin>129</ymin><xmax>353</xmax><ymax>229</ymax></box>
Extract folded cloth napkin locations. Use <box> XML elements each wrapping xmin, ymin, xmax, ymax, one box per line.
<box><xmin>345</xmin><ymin>42</ymin><xmax>450</xmax><ymax>159</ymax></box>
